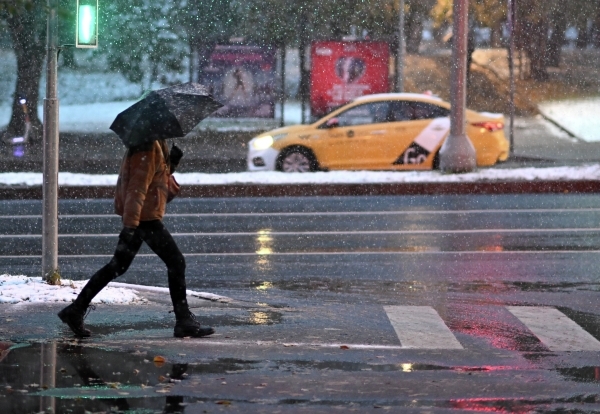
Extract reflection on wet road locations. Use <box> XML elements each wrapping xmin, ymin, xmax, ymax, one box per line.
<box><xmin>2</xmin><ymin>341</ymin><xmax>600</xmax><ymax>413</ymax></box>
<box><xmin>1</xmin><ymin>194</ymin><xmax>600</xmax><ymax>412</ymax></box>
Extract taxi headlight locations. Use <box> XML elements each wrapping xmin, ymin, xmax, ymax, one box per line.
<box><xmin>251</xmin><ymin>136</ymin><xmax>274</xmax><ymax>150</ymax></box>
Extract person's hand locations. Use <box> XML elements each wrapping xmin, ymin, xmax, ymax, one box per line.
<box><xmin>170</xmin><ymin>144</ymin><xmax>183</xmax><ymax>168</ymax></box>
<box><xmin>119</xmin><ymin>227</ymin><xmax>137</xmax><ymax>244</ymax></box>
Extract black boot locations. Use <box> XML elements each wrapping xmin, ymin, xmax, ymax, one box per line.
<box><xmin>58</xmin><ymin>303</ymin><xmax>93</xmax><ymax>338</ymax></box>
<box><xmin>174</xmin><ymin>311</ymin><xmax>215</xmax><ymax>338</ymax></box>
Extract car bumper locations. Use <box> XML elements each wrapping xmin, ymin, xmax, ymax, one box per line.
<box><xmin>247</xmin><ymin>147</ymin><xmax>280</xmax><ymax>171</ymax></box>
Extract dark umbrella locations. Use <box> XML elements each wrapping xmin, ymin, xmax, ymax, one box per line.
<box><xmin>110</xmin><ymin>83</ymin><xmax>223</xmax><ymax>148</ymax></box>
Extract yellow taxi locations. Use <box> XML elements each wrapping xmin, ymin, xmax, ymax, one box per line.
<box><xmin>247</xmin><ymin>93</ymin><xmax>509</xmax><ymax>172</ymax></box>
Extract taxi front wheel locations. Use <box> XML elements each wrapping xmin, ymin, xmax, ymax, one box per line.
<box><xmin>277</xmin><ymin>147</ymin><xmax>319</xmax><ymax>173</ymax></box>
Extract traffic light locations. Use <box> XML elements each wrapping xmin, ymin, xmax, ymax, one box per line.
<box><xmin>76</xmin><ymin>0</ymin><xmax>98</xmax><ymax>48</ymax></box>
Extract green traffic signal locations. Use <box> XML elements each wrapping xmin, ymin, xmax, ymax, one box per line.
<box><xmin>76</xmin><ymin>0</ymin><xmax>98</xmax><ymax>48</ymax></box>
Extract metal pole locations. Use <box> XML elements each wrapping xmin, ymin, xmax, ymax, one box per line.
<box><xmin>42</xmin><ymin>0</ymin><xmax>60</xmax><ymax>283</ymax></box>
<box><xmin>280</xmin><ymin>44</ymin><xmax>286</xmax><ymax>128</ymax></box>
<box><xmin>396</xmin><ymin>0</ymin><xmax>405</xmax><ymax>92</ymax></box>
<box><xmin>508</xmin><ymin>0</ymin><xmax>516</xmax><ymax>154</ymax></box>
<box><xmin>439</xmin><ymin>0</ymin><xmax>476</xmax><ymax>173</ymax></box>
<box><xmin>299</xmin><ymin>12</ymin><xmax>307</xmax><ymax>124</ymax></box>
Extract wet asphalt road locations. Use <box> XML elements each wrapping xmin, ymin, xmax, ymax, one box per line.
<box><xmin>1</xmin><ymin>194</ymin><xmax>600</xmax><ymax>413</ymax></box>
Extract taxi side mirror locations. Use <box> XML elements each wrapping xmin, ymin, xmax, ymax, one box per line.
<box><xmin>325</xmin><ymin>118</ymin><xmax>339</xmax><ymax>128</ymax></box>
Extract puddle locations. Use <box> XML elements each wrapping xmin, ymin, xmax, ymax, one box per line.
<box><xmin>447</xmin><ymin>397</ymin><xmax>551</xmax><ymax>413</ymax></box>
<box><xmin>281</xmin><ymin>360</ymin><xmax>451</xmax><ymax>373</ymax></box>
<box><xmin>281</xmin><ymin>359</ymin><xmax>515</xmax><ymax>374</ymax></box>
<box><xmin>0</xmin><ymin>340</ymin><xmax>582</xmax><ymax>413</ymax></box>
<box><xmin>443</xmin><ymin>306</ymin><xmax>549</xmax><ymax>353</ymax></box>
<box><xmin>248</xmin><ymin>310</ymin><xmax>282</xmax><ymax>325</ymax></box>
<box><xmin>508</xmin><ymin>281</ymin><xmax>600</xmax><ymax>293</ymax></box>
<box><xmin>557</xmin><ymin>366</ymin><xmax>600</xmax><ymax>383</ymax></box>
<box><xmin>0</xmin><ymin>342</ymin><xmax>258</xmax><ymax>413</ymax></box>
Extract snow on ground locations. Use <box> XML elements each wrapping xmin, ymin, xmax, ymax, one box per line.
<box><xmin>0</xmin><ymin>275</ymin><xmax>146</xmax><ymax>305</ymax></box>
<box><xmin>170</xmin><ymin>165</ymin><xmax>600</xmax><ymax>185</ymax></box>
<box><xmin>0</xmin><ymin>275</ymin><xmax>230</xmax><ymax>305</ymax></box>
<box><xmin>0</xmin><ymin>164</ymin><xmax>599</xmax><ymax>187</ymax></box>
<box><xmin>0</xmin><ymin>101</ymin><xmax>304</xmax><ymax>134</ymax></box>
<box><xmin>539</xmin><ymin>98</ymin><xmax>600</xmax><ymax>142</ymax></box>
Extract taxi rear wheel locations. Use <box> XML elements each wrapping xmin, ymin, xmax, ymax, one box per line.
<box><xmin>277</xmin><ymin>147</ymin><xmax>318</xmax><ymax>173</ymax></box>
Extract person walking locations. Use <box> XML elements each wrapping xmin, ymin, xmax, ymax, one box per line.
<box><xmin>58</xmin><ymin>139</ymin><xmax>215</xmax><ymax>339</ymax></box>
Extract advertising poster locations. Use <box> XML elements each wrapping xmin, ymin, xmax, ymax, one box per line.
<box><xmin>310</xmin><ymin>41</ymin><xmax>390</xmax><ymax>117</ymax></box>
<box><xmin>201</xmin><ymin>44</ymin><xmax>277</xmax><ymax>118</ymax></box>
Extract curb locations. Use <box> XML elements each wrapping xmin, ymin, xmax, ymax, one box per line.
<box><xmin>0</xmin><ymin>180</ymin><xmax>599</xmax><ymax>199</ymax></box>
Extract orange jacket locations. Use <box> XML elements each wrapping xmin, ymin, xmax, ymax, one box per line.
<box><xmin>114</xmin><ymin>140</ymin><xmax>170</xmax><ymax>228</ymax></box>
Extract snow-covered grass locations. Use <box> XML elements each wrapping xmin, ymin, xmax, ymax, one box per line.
<box><xmin>0</xmin><ymin>48</ymin><xmax>302</xmax><ymax>133</ymax></box>
<box><xmin>0</xmin><ymin>164</ymin><xmax>599</xmax><ymax>187</ymax></box>
<box><xmin>539</xmin><ymin>98</ymin><xmax>600</xmax><ymax>142</ymax></box>
<box><xmin>0</xmin><ymin>275</ymin><xmax>230</xmax><ymax>305</ymax></box>
<box><xmin>0</xmin><ymin>49</ymin><xmax>143</xmax><ymax>107</ymax></box>
<box><xmin>0</xmin><ymin>99</ymin><xmax>306</xmax><ymax>134</ymax></box>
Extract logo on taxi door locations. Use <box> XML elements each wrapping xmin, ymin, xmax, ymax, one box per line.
<box><xmin>393</xmin><ymin>117</ymin><xmax>450</xmax><ymax>166</ymax></box>
<box><xmin>394</xmin><ymin>143</ymin><xmax>429</xmax><ymax>165</ymax></box>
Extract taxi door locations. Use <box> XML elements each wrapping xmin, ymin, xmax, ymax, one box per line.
<box><xmin>316</xmin><ymin>102</ymin><xmax>392</xmax><ymax>170</ymax></box>
<box><xmin>388</xmin><ymin>101</ymin><xmax>451</xmax><ymax>168</ymax></box>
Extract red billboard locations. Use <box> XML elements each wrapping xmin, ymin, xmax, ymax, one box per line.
<box><xmin>310</xmin><ymin>41</ymin><xmax>390</xmax><ymax>117</ymax></box>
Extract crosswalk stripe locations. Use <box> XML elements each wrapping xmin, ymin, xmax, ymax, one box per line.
<box><xmin>384</xmin><ymin>306</ymin><xmax>463</xmax><ymax>350</ymax></box>
<box><xmin>507</xmin><ymin>306</ymin><xmax>600</xmax><ymax>351</ymax></box>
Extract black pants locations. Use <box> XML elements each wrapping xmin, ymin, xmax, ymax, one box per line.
<box><xmin>73</xmin><ymin>220</ymin><xmax>189</xmax><ymax>319</ymax></box>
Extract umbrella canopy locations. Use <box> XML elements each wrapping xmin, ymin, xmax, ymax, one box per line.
<box><xmin>110</xmin><ymin>83</ymin><xmax>223</xmax><ymax>148</ymax></box>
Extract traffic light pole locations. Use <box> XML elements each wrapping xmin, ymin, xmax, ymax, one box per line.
<box><xmin>438</xmin><ymin>0</ymin><xmax>476</xmax><ymax>173</ymax></box>
<box><xmin>42</xmin><ymin>0</ymin><xmax>60</xmax><ymax>284</ymax></box>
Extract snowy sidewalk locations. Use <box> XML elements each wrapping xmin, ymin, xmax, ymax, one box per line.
<box><xmin>0</xmin><ymin>275</ymin><xmax>230</xmax><ymax>306</ymax></box>
<box><xmin>1</xmin><ymin>164</ymin><xmax>600</xmax><ymax>187</ymax></box>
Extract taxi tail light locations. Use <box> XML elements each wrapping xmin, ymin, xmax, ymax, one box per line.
<box><xmin>471</xmin><ymin>121</ymin><xmax>504</xmax><ymax>132</ymax></box>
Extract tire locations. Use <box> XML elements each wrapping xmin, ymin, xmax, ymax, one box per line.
<box><xmin>277</xmin><ymin>147</ymin><xmax>318</xmax><ymax>173</ymax></box>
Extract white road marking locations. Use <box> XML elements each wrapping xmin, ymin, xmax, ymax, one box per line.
<box><xmin>384</xmin><ymin>306</ymin><xmax>463</xmax><ymax>349</ymax></box>
<box><xmin>507</xmin><ymin>306</ymin><xmax>600</xmax><ymax>351</ymax></box>
<box><xmin>2</xmin><ymin>250</ymin><xmax>600</xmax><ymax>259</ymax></box>
<box><xmin>1</xmin><ymin>227</ymin><xmax>599</xmax><ymax>238</ymax></box>
<box><xmin>1</xmin><ymin>207</ymin><xmax>600</xmax><ymax>219</ymax></box>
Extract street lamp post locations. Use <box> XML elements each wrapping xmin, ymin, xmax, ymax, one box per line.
<box><xmin>507</xmin><ymin>0</ymin><xmax>516</xmax><ymax>154</ymax></box>
<box><xmin>396</xmin><ymin>0</ymin><xmax>405</xmax><ymax>92</ymax></box>
<box><xmin>42</xmin><ymin>0</ymin><xmax>60</xmax><ymax>283</ymax></box>
<box><xmin>438</xmin><ymin>0</ymin><xmax>476</xmax><ymax>173</ymax></box>
<box><xmin>280</xmin><ymin>44</ymin><xmax>285</xmax><ymax>128</ymax></box>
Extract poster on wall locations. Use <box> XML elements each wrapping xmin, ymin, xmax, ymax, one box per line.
<box><xmin>201</xmin><ymin>44</ymin><xmax>277</xmax><ymax>118</ymax></box>
<box><xmin>310</xmin><ymin>41</ymin><xmax>390</xmax><ymax>118</ymax></box>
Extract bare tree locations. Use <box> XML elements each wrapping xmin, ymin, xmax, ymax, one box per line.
<box><xmin>2</xmin><ymin>0</ymin><xmax>45</xmax><ymax>142</ymax></box>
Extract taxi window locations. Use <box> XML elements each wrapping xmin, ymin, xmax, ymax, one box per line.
<box><xmin>390</xmin><ymin>101</ymin><xmax>413</xmax><ymax>121</ymax></box>
<box><xmin>335</xmin><ymin>102</ymin><xmax>390</xmax><ymax>127</ymax></box>
<box><xmin>410</xmin><ymin>102</ymin><xmax>450</xmax><ymax>120</ymax></box>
